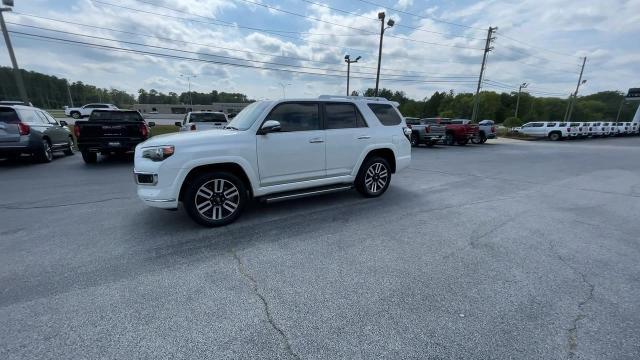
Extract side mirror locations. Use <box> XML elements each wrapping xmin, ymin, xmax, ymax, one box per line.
<box><xmin>174</xmin><ymin>121</ymin><xmax>182</xmax><ymax>127</ymax></box>
<box><xmin>148</xmin><ymin>122</ymin><xmax>156</xmax><ymax>127</ymax></box>
<box><xmin>59</xmin><ymin>120</ymin><xmax>68</xmax><ymax>127</ymax></box>
<box><xmin>259</xmin><ymin>120</ymin><xmax>281</xmax><ymax>134</ymax></box>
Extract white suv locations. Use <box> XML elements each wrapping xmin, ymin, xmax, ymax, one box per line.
<box><xmin>176</xmin><ymin>111</ymin><xmax>228</xmax><ymax>132</ymax></box>
<box><xmin>134</xmin><ymin>96</ymin><xmax>412</xmax><ymax>226</ymax></box>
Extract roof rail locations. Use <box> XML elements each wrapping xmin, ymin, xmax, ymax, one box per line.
<box><xmin>318</xmin><ymin>95</ymin><xmax>399</xmax><ymax>107</ymax></box>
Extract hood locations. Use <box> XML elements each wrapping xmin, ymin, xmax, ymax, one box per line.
<box><xmin>139</xmin><ymin>129</ymin><xmax>241</xmax><ymax>148</ymax></box>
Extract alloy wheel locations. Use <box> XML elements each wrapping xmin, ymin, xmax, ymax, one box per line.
<box><xmin>194</xmin><ymin>179</ymin><xmax>240</xmax><ymax>221</ymax></box>
<box><xmin>364</xmin><ymin>162</ymin><xmax>388</xmax><ymax>194</ymax></box>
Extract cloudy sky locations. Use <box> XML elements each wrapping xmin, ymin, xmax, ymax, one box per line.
<box><xmin>1</xmin><ymin>0</ymin><xmax>638</xmax><ymax>100</ymax></box>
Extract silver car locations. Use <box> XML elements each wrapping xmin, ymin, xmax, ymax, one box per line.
<box><xmin>0</xmin><ymin>105</ymin><xmax>74</xmax><ymax>162</ymax></box>
<box><xmin>176</xmin><ymin>111</ymin><xmax>229</xmax><ymax>132</ymax></box>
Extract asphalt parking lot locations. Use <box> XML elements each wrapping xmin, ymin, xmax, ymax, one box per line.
<box><xmin>1</xmin><ymin>137</ymin><xmax>639</xmax><ymax>359</ymax></box>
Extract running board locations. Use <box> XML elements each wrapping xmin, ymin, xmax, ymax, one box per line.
<box><xmin>261</xmin><ymin>184</ymin><xmax>354</xmax><ymax>203</ymax></box>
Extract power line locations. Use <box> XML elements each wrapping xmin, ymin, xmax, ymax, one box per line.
<box><xmin>298</xmin><ymin>0</ymin><xmax>486</xmax><ymax>41</ymax></box>
<box><xmin>483</xmin><ymin>79</ymin><xmax>568</xmax><ymax>96</ymax></box>
<box><xmin>354</xmin><ymin>0</ymin><xmax>487</xmax><ymax>31</ymax></box>
<box><xmin>191</xmin><ymin>0</ymin><xmax>485</xmax><ymax>50</ymax></box>
<box><xmin>6</xmin><ymin>21</ymin><xmax>479</xmax><ymax>81</ymax></box>
<box><xmin>9</xmin><ymin>30</ymin><xmax>480</xmax><ymax>85</ymax></box>
<box><xmin>495</xmin><ymin>31</ymin><xmax>579</xmax><ymax>58</ymax></box>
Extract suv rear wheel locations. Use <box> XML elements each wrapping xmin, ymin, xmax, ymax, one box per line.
<box><xmin>184</xmin><ymin>172</ymin><xmax>247</xmax><ymax>227</ymax></box>
<box><xmin>82</xmin><ymin>150</ymin><xmax>97</xmax><ymax>164</ymax></box>
<box><xmin>35</xmin><ymin>139</ymin><xmax>53</xmax><ymax>163</ymax></box>
<box><xmin>355</xmin><ymin>156</ymin><xmax>391</xmax><ymax>198</ymax></box>
<box><xmin>410</xmin><ymin>133</ymin><xmax>419</xmax><ymax>147</ymax></box>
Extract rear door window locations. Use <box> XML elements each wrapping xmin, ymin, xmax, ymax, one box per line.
<box><xmin>367</xmin><ymin>103</ymin><xmax>401</xmax><ymax>126</ymax></box>
<box><xmin>325</xmin><ymin>103</ymin><xmax>366</xmax><ymax>129</ymax></box>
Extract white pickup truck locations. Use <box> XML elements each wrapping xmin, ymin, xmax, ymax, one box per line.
<box><xmin>64</xmin><ymin>103</ymin><xmax>119</xmax><ymax>119</ymax></box>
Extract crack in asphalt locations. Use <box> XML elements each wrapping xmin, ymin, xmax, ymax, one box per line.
<box><xmin>548</xmin><ymin>240</ymin><xmax>595</xmax><ymax>360</ymax></box>
<box><xmin>228</xmin><ymin>244</ymin><xmax>300</xmax><ymax>360</ymax></box>
<box><xmin>0</xmin><ymin>197</ymin><xmax>129</xmax><ymax>209</ymax></box>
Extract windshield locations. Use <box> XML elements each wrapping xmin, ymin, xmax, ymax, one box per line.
<box><xmin>225</xmin><ymin>101</ymin><xmax>269</xmax><ymax>130</ymax></box>
<box><xmin>189</xmin><ymin>113</ymin><xmax>227</xmax><ymax>123</ymax></box>
<box><xmin>89</xmin><ymin>111</ymin><xmax>144</xmax><ymax>122</ymax></box>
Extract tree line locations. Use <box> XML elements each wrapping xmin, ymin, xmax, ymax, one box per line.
<box><xmin>1</xmin><ymin>67</ymin><xmax>636</xmax><ymax>123</ymax></box>
<box><xmin>359</xmin><ymin>88</ymin><xmax>637</xmax><ymax>124</ymax></box>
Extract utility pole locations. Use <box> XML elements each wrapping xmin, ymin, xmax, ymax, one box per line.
<box><xmin>0</xmin><ymin>1</ymin><xmax>29</xmax><ymax>105</ymax></box>
<box><xmin>344</xmin><ymin>55</ymin><xmax>361</xmax><ymax>96</ymax></box>
<box><xmin>375</xmin><ymin>12</ymin><xmax>394</xmax><ymax>97</ymax></box>
<box><xmin>564</xmin><ymin>56</ymin><xmax>587</xmax><ymax>123</ymax></box>
<box><xmin>66</xmin><ymin>79</ymin><xmax>74</xmax><ymax>107</ymax></box>
<box><xmin>471</xmin><ymin>26</ymin><xmax>497</xmax><ymax>122</ymax></box>
<box><xmin>514</xmin><ymin>82</ymin><xmax>528</xmax><ymax>118</ymax></box>
<box><xmin>278</xmin><ymin>82</ymin><xmax>291</xmax><ymax>98</ymax></box>
<box><xmin>615</xmin><ymin>98</ymin><xmax>625</xmax><ymax>122</ymax></box>
<box><xmin>180</xmin><ymin>74</ymin><xmax>196</xmax><ymax>106</ymax></box>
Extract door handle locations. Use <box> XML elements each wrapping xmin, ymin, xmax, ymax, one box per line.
<box><xmin>309</xmin><ymin>138</ymin><xmax>324</xmax><ymax>143</ymax></box>
<box><xmin>357</xmin><ymin>135</ymin><xmax>371</xmax><ymax>139</ymax></box>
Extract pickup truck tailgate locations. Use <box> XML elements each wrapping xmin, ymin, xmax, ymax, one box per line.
<box><xmin>79</xmin><ymin>122</ymin><xmax>144</xmax><ymax>138</ymax></box>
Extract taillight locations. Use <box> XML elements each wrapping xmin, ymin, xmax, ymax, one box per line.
<box><xmin>73</xmin><ymin>124</ymin><xmax>80</xmax><ymax>138</ymax></box>
<box><xmin>139</xmin><ymin>123</ymin><xmax>149</xmax><ymax>138</ymax></box>
<box><xmin>425</xmin><ymin>125</ymin><xmax>431</xmax><ymax>133</ymax></box>
<box><xmin>491</xmin><ymin>126</ymin><xmax>496</xmax><ymax>133</ymax></box>
<box><xmin>190</xmin><ymin>124</ymin><xmax>196</xmax><ymax>131</ymax></box>
<box><xmin>18</xmin><ymin>122</ymin><xmax>30</xmax><ymax>135</ymax></box>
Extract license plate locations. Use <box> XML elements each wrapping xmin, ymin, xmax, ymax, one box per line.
<box><xmin>108</xmin><ymin>142</ymin><xmax>121</xmax><ymax>147</ymax></box>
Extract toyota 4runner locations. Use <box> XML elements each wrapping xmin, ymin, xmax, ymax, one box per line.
<box><xmin>133</xmin><ymin>96</ymin><xmax>412</xmax><ymax>226</ymax></box>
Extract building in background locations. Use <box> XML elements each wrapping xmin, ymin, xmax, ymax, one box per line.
<box><xmin>133</xmin><ymin>103</ymin><xmax>250</xmax><ymax>116</ymax></box>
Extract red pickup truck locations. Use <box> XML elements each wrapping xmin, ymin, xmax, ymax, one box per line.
<box><xmin>423</xmin><ymin>118</ymin><xmax>479</xmax><ymax>145</ymax></box>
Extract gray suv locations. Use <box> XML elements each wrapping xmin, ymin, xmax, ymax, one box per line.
<box><xmin>0</xmin><ymin>105</ymin><xmax>75</xmax><ymax>162</ymax></box>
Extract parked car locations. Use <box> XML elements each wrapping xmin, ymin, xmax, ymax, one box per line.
<box><xmin>601</xmin><ymin>122</ymin><xmax>615</xmax><ymax>136</ymax></box>
<box><xmin>176</xmin><ymin>111</ymin><xmax>229</xmax><ymax>132</ymax></box>
<box><xmin>473</xmin><ymin>119</ymin><xmax>497</xmax><ymax>144</ymax></box>
<box><xmin>74</xmin><ymin>110</ymin><xmax>152</xmax><ymax>164</ymax></box>
<box><xmin>630</xmin><ymin>122</ymin><xmax>639</xmax><ymax>135</ymax></box>
<box><xmin>588</xmin><ymin>122</ymin><xmax>603</xmax><ymax>137</ymax></box>
<box><xmin>422</xmin><ymin>118</ymin><xmax>478</xmax><ymax>145</ymax></box>
<box><xmin>405</xmin><ymin>117</ymin><xmax>445</xmax><ymax>147</ymax></box>
<box><xmin>64</xmin><ymin>103</ymin><xmax>119</xmax><ymax>119</ymax></box>
<box><xmin>0</xmin><ymin>104</ymin><xmax>74</xmax><ymax>162</ymax></box>
<box><xmin>518</xmin><ymin>121</ymin><xmax>568</xmax><ymax>140</ymax></box>
<box><xmin>614</xmin><ymin>122</ymin><xmax>629</xmax><ymax>136</ymax></box>
<box><xmin>134</xmin><ymin>96</ymin><xmax>412</xmax><ymax>227</ymax></box>
<box><xmin>578</xmin><ymin>122</ymin><xmax>590</xmax><ymax>138</ymax></box>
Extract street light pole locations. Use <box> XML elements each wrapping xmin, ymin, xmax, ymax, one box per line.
<box><xmin>374</xmin><ymin>12</ymin><xmax>394</xmax><ymax>97</ymax></box>
<box><xmin>344</xmin><ymin>55</ymin><xmax>361</xmax><ymax>96</ymax></box>
<box><xmin>180</xmin><ymin>74</ymin><xmax>196</xmax><ymax>106</ymax></box>
<box><xmin>564</xmin><ymin>56</ymin><xmax>587</xmax><ymax>123</ymax></box>
<box><xmin>0</xmin><ymin>2</ymin><xmax>29</xmax><ymax>105</ymax></box>
<box><xmin>615</xmin><ymin>98</ymin><xmax>625</xmax><ymax>123</ymax></box>
<box><xmin>514</xmin><ymin>82</ymin><xmax>528</xmax><ymax>118</ymax></box>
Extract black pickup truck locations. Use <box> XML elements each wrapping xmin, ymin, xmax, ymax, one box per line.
<box><xmin>74</xmin><ymin>110</ymin><xmax>152</xmax><ymax>163</ymax></box>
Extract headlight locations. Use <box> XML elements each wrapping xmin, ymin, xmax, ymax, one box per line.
<box><xmin>142</xmin><ymin>145</ymin><xmax>174</xmax><ymax>161</ymax></box>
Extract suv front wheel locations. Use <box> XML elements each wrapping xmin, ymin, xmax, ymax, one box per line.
<box><xmin>355</xmin><ymin>156</ymin><xmax>391</xmax><ymax>198</ymax></box>
<box><xmin>184</xmin><ymin>172</ymin><xmax>247</xmax><ymax>227</ymax></box>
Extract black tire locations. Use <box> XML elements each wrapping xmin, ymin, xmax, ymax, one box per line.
<box><xmin>184</xmin><ymin>172</ymin><xmax>247</xmax><ymax>227</ymax></box>
<box><xmin>471</xmin><ymin>132</ymin><xmax>485</xmax><ymax>144</ymax></box>
<box><xmin>35</xmin><ymin>139</ymin><xmax>53</xmax><ymax>163</ymax></box>
<box><xmin>426</xmin><ymin>139</ymin><xmax>438</xmax><ymax>147</ymax></box>
<box><xmin>410</xmin><ymin>132</ymin><xmax>419</xmax><ymax>147</ymax></box>
<box><xmin>457</xmin><ymin>138</ymin><xmax>469</xmax><ymax>146</ymax></box>
<box><xmin>63</xmin><ymin>137</ymin><xmax>75</xmax><ymax>156</ymax></box>
<box><xmin>82</xmin><ymin>150</ymin><xmax>97</xmax><ymax>164</ymax></box>
<box><xmin>444</xmin><ymin>132</ymin><xmax>455</xmax><ymax>146</ymax></box>
<box><xmin>355</xmin><ymin>156</ymin><xmax>391</xmax><ymax>198</ymax></box>
<box><xmin>548</xmin><ymin>132</ymin><xmax>561</xmax><ymax>141</ymax></box>
<box><xmin>71</xmin><ymin>111</ymin><xmax>81</xmax><ymax>119</ymax></box>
